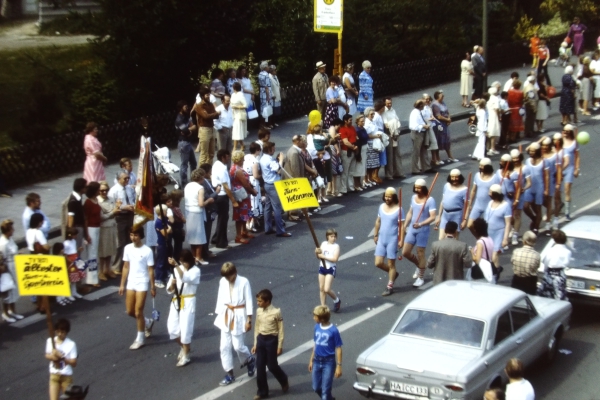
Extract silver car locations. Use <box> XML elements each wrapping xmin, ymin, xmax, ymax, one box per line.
<box><xmin>354</xmin><ymin>281</ymin><xmax>571</xmax><ymax>400</ymax></box>
<box><xmin>537</xmin><ymin>215</ymin><xmax>600</xmax><ymax>304</ymax></box>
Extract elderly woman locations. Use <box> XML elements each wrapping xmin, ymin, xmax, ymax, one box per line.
<box><xmin>210</xmin><ymin>68</ymin><xmax>226</xmax><ymax>106</ymax></box>
<box><xmin>185</xmin><ymin>168</ymin><xmax>211</xmax><ymax>265</ymax></box>
<box><xmin>559</xmin><ymin>66</ymin><xmax>577</xmax><ymax>125</ymax></box>
<box><xmin>324</xmin><ymin>76</ymin><xmax>348</xmax><ymax>129</ymax></box>
<box><xmin>237</xmin><ymin>65</ymin><xmax>255</xmax><ymax>111</ymax></box>
<box><xmin>460</xmin><ymin>52</ymin><xmax>474</xmax><ymax>107</ymax></box>
<box><xmin>230</xmin><ymin>81</ymin><xmax>248</xmax><ymax>152</ymax></box>
<box><xmin>258</xmin><ymin>61</ymin><xmax>273</xmax><ymax>129</ymax></box>
<box><xmin>226</xmin><ymin>68</ymin><xmax>238</xmax><ymax>95</ymax></box>
<box><xmin>363</xmin><ymin>108</ymin><xmax>382</xmax><ymax>186</ymax></box>
<box><xmin>97</xmin><ymin>181</ymin><xmax>120</xmax><ymax>281</ymax></box>
<box><xmin>83</xmin><ymin>182</ymin><xmax>102</xmax><ymax>287</ymax></box>
<box><xmin>357</xmin><ymin>60</ymin><xmax>374</xmax><ymax>113</ymax></box>
<box><xmin>432</xmin><ymin>90</ymin><xmax>458</xmax><ymax>163</ymax></box>
<box><xmin>342</xmin><ymin>63</ymin><xmax>358</xmax><ymax>115</ymax></box>
<box><xmin>1</xmin><ymin>220</ymin><xmax>23</xmax><ymax>322</ymax></box>
<box><xmin>579</xmin><ymin>57</ymin><xmax>593</xmax><ymax>116</ymax></box>
<box><xmin>83</xmin><ymin>122</ymin><xmax>106</xmax><ymax>183</ymax></box>
<box><xmin>486</xmin><ymin>87</ymin><xmax>501</xmax><ymax>154</ymax></box>
<box><xmin>507</xmin><ymin>80</ymin><xmax>524</xmax><ymax>143</ymax></box>
<box><xmin>567</xmin><ymin>17</ymin><xmax>587</xmax><ymax>56</ymax></box>
<box><xmin>230</xmin><ymin>150</ymin><xmax>258</xmax><ymax>244</ymax></box>
<box><xmin>269</xmin><ymin>65</ymin><xmax>282</xmax><ymax>127</ymax></box>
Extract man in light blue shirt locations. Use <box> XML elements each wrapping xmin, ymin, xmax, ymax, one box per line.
<box><xmin>22</xmin><ymin>192</ymin><xmax>51</xmax><ymax>238</ymax></box>
<box><xmin>259</xmin><ymin>142</ymin><xmax>291</xmax><ymax>237</ymax></box>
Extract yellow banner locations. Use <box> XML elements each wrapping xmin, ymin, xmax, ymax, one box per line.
<box><xmin>14</xmin><ymin>255</ymin><xmax>71</xmax><ymax>297</ymax></box>
<box><xmin>274</xmin><ymin>178</ymin><xmax>320</xmax><ymax>211</ymax></box>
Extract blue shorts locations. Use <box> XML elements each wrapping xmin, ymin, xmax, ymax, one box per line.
<box><xmin>469</xmin><ymin>206</ymin><xmax>485</xmax><ymax>221</ymax></box>
<box><xmin>375</xmin><ymin>240</ymin><xmax>398</xmax><ymax>260</ymax></box>
<box><xmin>524</xmin><ymin>187</ymin><xmax>543</xmax><ymax>205</ymax></box>
<box><xmin>563</xmin><ymin>166</ymin><xmax>574</xmax><ymax>184</ymax></box>
<box><xmin>548</xmin><ymin>177</ymin><xmax>556</xmax><ymax>197</ymax></box>
<box><xmin>441</xmin><ymin>210</ymin><xmax>463</xmax><ymax>232</ymax></box>
<box><xmin>405</xmin><ymin>226</ymin><xmax>430</xmax><ymax>248</ymax></box>
<box><xmin>318</xmin><ymin>265</ymin><xmax>337</xmax><ymax>278</ymax></box>
<box><xmin>515</xmin><ymin>192</ymin><xmax>525</xmax><ymax>210</ymax></box>
<box><xmin>489</xmin><ymin>228</ymin><xmax>505</xmax><ymax>252</ymax></box>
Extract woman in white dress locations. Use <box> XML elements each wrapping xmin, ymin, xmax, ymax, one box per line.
<box><xmin>269</xmin><ymin>65</ymin><xmax>282</xmax><ymax>126</ymax></box>
<box><xmin>342</xmin><ymin>63</ymin><xmax>358</xmax><ymax>115</ymax></box>
<box><xmin>536</xmin><ymin>74</ymin><xmax>550</xmax><ymax>132</ymax></box>
<box><xmin>184</xmin><ymin>168</ymin><xmax>209</xmax><ymax>265</ymax></box>
<box><xmin>0</xmin><ymin>220</ymin><xmax>23</xmax><ymax>323</ymax></box>
<box><xmin>230</xmin><ymin>81</ymin><xmax>248</xmax><ymax>152</ymax></box>
<box><xmin>486</xmin><ymin>87</ymin><xmax>501</xmax><ymax>155</ymax></box>
<box><xmin>460</xmin><ymin>52</ymin><xmax>474</xmax><ymax>107</ymax></box>
<box><xmin>236</xmin><ymin>65</ymin><xmax>255</xmax><ymax>111</ymax></box>
<box><xmin>472</xmin><ymin>99</ymin><xmax>488</xmax><ymax>160</ymax></box>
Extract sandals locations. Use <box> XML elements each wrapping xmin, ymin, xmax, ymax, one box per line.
<box><xmin>235</xmin><ymin>237</ymin><xmax>250</xmax><ymax>244</ymax></box>
<box><xmin>242</xmin><ymin>232</ymin><xmax>255</xmax><ymax>239</ymax></box>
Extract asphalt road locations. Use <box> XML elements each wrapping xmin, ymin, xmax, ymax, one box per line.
<box><xmin>3</xmin><ymin>82</ymin><xmax>600</xmax><ymax>400</ymax></box>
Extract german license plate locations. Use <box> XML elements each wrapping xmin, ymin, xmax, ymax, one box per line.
<box><xmin>390</xmin><ymin>381</ymin><xmax>428</xmax><ymax>396</ymax></box>
<box><xmin>566</xmin><ymin>279</ymin><xmax>584</xmax><ymax>289</ymax></box>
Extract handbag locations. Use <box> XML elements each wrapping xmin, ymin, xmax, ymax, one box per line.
<box><xmin>315</xmin><ymin>176</ymin><xmax>325</xmax><ymax>188</ymax></box>
<box><xmin>0</xmin><ymin>271</ymin><xmax>15</xmax><ymax>293</ymax></box>
<box><xmin>247</xmin><ymin>103</ymin><xmax>259</xmax><ymax>119</ymax></box>
<box><xmin>232</xmin><ymin>187</ymin><xmax>248</xmax><ymax>202</ymax></box>
<box><xmin>470</xmin><ymin>240</ymin><xmax>497</xmax><ymax>283</ymax></box>
<box><xmin>34</xmin><ymin>241</ymin><xmax>49</xmax><ymax>254</ymax></box>
<box><xmin>262</xmin><ymin>105</ymin><xmax>273</xmax><ymax>119</ymax></box>
<box><xmin>372</xmin><ymin>137</ymin><xmax>384</xmax><ymax>152</ymax></box>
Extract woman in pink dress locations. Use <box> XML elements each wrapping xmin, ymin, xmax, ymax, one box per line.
<box><xmin>83</xmin><ymin>122</ymin><xmax>107</xmax><ymax>182</ymax></box>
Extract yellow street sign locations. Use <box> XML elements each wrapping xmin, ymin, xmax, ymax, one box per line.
<box><xmin>314</xmin><ymin>0</ymin><xmax>343</xmax><ymax>33</ymax></box>
<box><xmin>14</xmin><ymin>255</ymin><xmax>71</xmax><ymax>297</ymax></box>
<box><xmin>274</xmin><ymin>178</ymin><xmax>320</xmax><ymax>211</ymax></box>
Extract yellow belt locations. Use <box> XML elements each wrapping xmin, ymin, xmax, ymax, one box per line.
<box><xmin>225</xmin><ymin>304</ymin><xmax>246</xmax><ymax>330</ymax></box>
<box><xmin>172</xmin><ymin>294</ymin><xmax>195</xmax><ymax>309</ymax></box>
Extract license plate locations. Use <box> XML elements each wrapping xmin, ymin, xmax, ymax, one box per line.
<box><xmin>390</xmin><ymin>381</ymin><xmax>428</xmax><ymax>396</ymax></box>
<box><xmin>566</xmin><ymin>279</ymin><xmax>585</xmax><ymax>289</ymax></box>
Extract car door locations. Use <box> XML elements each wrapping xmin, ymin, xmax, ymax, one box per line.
<box><xmin>478</xmin><ymin>310</ymin><xmax>517</xmax><ymax>391</ymax></box>
<box><xmin>509</xmin><ymin>297</ymin><xmax>546</xmax><ymax>365</ymax></box>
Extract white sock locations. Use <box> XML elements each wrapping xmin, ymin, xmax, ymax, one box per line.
<box><xmin>136</xmin><ymin>332</ymin><xmax>144</xmax><ymax>343</ymax></box>
<box><xmin>333</xmin><ymin>297</ymin><xmax>339</xmax><ymax>303</ymax></box>
<box><xmin>565</xmin><ymin>201</ymin><xmax>570</xmax><ymax>215</ymax></box>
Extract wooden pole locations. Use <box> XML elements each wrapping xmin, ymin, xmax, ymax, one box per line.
<box><xmin>397</xmin><ymin>187</ymin><xmax>403</xmax><ymax>260</ymax></box>
<box><xmin>462</xmin><ymin>172</ymin><xmax>473</xmax><ymax>223</ymax></box>
<box><xmin>302</xmin><ymin>208</ymin><xmax>327</xmax><ymax>269</ymax></box>
<box><xmin>413</xmin><ymin>173</ymin><xmax>439</xmax><ymax>224</ymax></box>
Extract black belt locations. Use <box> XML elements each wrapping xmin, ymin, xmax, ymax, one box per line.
<box><xmin>444</xmin><ymin>207</ymin><xmax>462</xmax><ymax>213</ymax></box>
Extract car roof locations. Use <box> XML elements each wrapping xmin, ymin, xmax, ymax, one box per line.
<box><xmin>406</xmin><ymin>281</ymin><xmax>524</xmax><ymax>321</ymax></box>
<box><xmin>560</xmin><ymin>216</ymin><xmax>600</xmax><ymax>241</ymax></box>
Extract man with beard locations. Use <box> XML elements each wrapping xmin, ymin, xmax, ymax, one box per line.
<box><xmin>435</xmin><ymin>169</ymin><xmax>468</xmax><ymax>241</ymax></box>
<box><xmin>373</xmin><ymin>187</ymin><xmax>404</xmax><ymax>296</ymax></box>
<box><xmin>496</xmin><ymin>154</ymin><xmax>515</xmax><ymax>202</ymax></box>
<box><xmin>523</xmin><ymin>143</ymin><xmax>549</xmax><ymax>234</ymax></box>
<box><xmin>466</xmin><ymin>158</ymin><xmax>500</xmax><ymax>236</ymax></box>
<box><xmin>510</xmin><ymin>149</ymin><xmax>532</xmax><ymax>245</ymax></box>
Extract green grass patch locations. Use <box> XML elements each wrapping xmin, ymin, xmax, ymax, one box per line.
<box><xmin>0</xmin><ymin>44</ymin><xmax>99</xmax><ymax>148</ymax></box>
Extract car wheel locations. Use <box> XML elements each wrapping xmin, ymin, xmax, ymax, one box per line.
<box><xmin>546</xmin><ymin>328</ymin><xmax>562</xmax><ymax>363</ymax></box>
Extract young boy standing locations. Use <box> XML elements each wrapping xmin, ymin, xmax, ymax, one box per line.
<box><xmin>119</xmin><ymin>227</ymin><xmax>155</xmax><ymax>350</ymax></box>
<box><xmin>251</xmin><ymin>289</ymin><xmax>289</xmax><ymax>400</ymax></box>
<box><xmin>45</xmin><ymin>318</ymin><xmax>78</xmax><ymax>400</ymax></box>
<box><xmin>214</xmin><ymin>262</ymin><xmax>255</xmax><ymax>386</ymax></box>
<box><xmin>308</xmin><ymin>305</ymin><xmax>343</xmax><ymax>400</ymax></box>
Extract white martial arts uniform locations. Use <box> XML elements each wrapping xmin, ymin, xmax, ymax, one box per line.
<box><xmin>166</xmin><ymin>265</ymin><xmax>201</xmax><ymax>344</ymax></box>
<box><xmin>214</xmin><ymin>275</ymin><xmax>253</xmax><ymax>372</ymax></box>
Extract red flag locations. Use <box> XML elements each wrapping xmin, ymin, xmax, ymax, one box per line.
<box><xmin>133</xmin><ymin>137</ymin><xmax>154</xmax><ymax>229</ymax></box>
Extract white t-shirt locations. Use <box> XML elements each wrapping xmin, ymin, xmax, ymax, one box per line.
<box><xmin>506</xmin><ymin>379</ymin><xmax>535</xmax><ymax>400</ymax></box>
<box><xmin>211</xmin><ymin>160</ymin><xmax>230</xmax><ymax>196</ymax></box>
<box><xmin>63</xmin><ymin>239</ymin><xmax>78</xmax><ymax>256</ymax></box>
<box><xmin>123</xmin><ymin>243</ymin><xmax>154</xmax><ymax>283</ymax></box>
<box><xmin>46</xmin><ymin>337</ymin><xmax>77</xmax><ymax>375</ymax></box>
<box><xmin>26</xmin><ymin>229</ymin><xmax>46</xmax><ymax>252</ymax></box>
<box><xmin>319</xmin><ymin>241</ymin><xmax>339</xmax><ymax>269</ymax></box>
<box><xmin>184</xmin><ymin>182</ymin><xmax>203</xmax><ymax>212</ymax></box>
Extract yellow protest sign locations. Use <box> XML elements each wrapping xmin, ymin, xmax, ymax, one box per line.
<box><xmin>274</xmin><ymin>178</ymin><xmax>320</xmax><ymax>211</ymax></box>
<box><xmin>14</xmin><ymin>255</ymin><xmax>71</xmax><ymax>297</ymax></box>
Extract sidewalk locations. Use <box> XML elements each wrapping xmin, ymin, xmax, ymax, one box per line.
<box><xmin>0</xmin><ymin>62</ymin><xmax>565</xmax><ymax>244</ymax></box>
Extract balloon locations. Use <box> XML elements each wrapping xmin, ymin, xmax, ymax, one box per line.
<box><xmin>577</xmin><ymin>131</ymin><xmax>590</xmax><ymax>145</ymax></box>
<box><xmin>309</xmin><ymin>110</ymin><xmax>322</xmax><ymax>126</ymax></box>
<box><xmin>547</xmin><ymin>86</ymin><xmax>556</xmax><ymax>99</ymax></box>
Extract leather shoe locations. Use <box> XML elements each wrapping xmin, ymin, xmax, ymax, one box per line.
<box><xmin>276</xmin><ymin>232</ymin><xmax>292</xmax><ymax>237</ymax></box>
<box><xmin>265</xmin><ymin>230</ymin><xmax>276</xmax><ymax>235</ymax></box>
<box><xmin>282</xmin><ymin>381</ymin><xmax>289</xmax><ymax>393</ymax></box>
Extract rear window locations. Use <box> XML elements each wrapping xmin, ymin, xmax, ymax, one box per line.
<box><xmin>393</xmin><ymin>309</ymin><xmax>484</xmax><ymax>348</ymax></box>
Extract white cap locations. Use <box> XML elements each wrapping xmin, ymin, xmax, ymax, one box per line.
<box><xmin>385</xmin><ymin>187</ymin><xmax>397</xmax><ymax>195</ymax></box>
<box><xmin>479</xmin><ymin>157</ymin><xmax>492</xmax><ymax>166</ymax></box>
<box><xmin>450</xmin><ymin>168</ymin><xmax>461</xmax><ymax>176</ymax></box>
<box><xmin>553</xmin><ymin>133</ymin><xmax>562</xmax><ymax>140</ymax></box>
<box><xmin>527</xmin><ymin>75</ymin><xmax>536</xmax><ymax>82</ymax></box>
<box><xmin>510</xmin><ymin>149</ymin><xmax>521</xmax><ymax>158</ymax></box>
<box><xmin>542</xmin><ymin>137</ymin><xmax>552</xmax><ymax>145</ymax></box>
<box><xmin>529</xmin><ymin>142</ymin><xmax>540</xmax><ymax>150</ymax></box>
<box><xmin>488</xmin><ymin>87</ymin><xmax>497</xmax><ymax>95</ymax></box>
<box><xmin>490</xmin><ymin>184</ymin><xmax>502</xmax><ymax>194</ymax></box>
<box><xmin>415</xmin><ymin>178</ymin><xmax>427</xmax><ymax>187</ymax></box>
<box><xmin>501</xmin><ymin>154</ymin><xmax>512</xmax><ymax>162</ymax></box>
<box><xmin>564</xmin><ymin>124</ymin><xmax>574</xmax><ymax>131</ymax></box>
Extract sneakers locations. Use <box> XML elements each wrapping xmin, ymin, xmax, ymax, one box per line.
<box><xmin>412</xmin><ymin>268</ymin><xmax>419</xmax><ymax>279</ymax></box>
<box><xmin>176</xmin><ymin>355</ymin><xmax>191</xmax><ymax>367</ymax></box>
<box><xmin>413</xmin><ymin>278</ymin><xmax>425</xmax><ymax>287</ymax></box>
<box><xmin>155</xmin><ymin>281</ymin><xmax>165</xmax><ymax>288</ymax></box>
<box><xmin>129</xmin><ymin>340</ymin><xmax>144</xmax><ymax>350</ymax></box>
<box><xmin>145</xmin><ymin>318</ymin><xmax>154</xmax><ymax>338</ymax></box>
<box><xmin>177</xmin><ymin>348</ymin><xmax>184</xmax><ymax>361</ymax></box>
<box><xmin>544</xmin><ymin>222</ymin><xmax>551</xmax><ymax>232</ymax></box>
<box><xmin>219</xmin><ymin>374</ymin><xmax>235</xmax><ymax>386</ymax></box>
<box><xmin>8</xmin><ymin>311</ymin><xmax>24</xmax><ymax>320</ymax></box>
<box><xmin>511</xmin><ymin>234</ymin><xmax>518</xmax><ymax>246</ymax></box>
<box><xmin>381</xmin><ymin>287</ymin><xmax>393</xmax><ymax>296</ymax></box>
<box><xmin>2</xmin><ymin>313</ymin><xmax>16</xmax><ymax>323</ymax></box>
<box><xmin>552</xmin><ymin>217</ymin><xmax>559</xmax><ymax>230</ymax></box>
<box><xmin>333</xmin><ymin>298</ymin><xmax>341</xmax><ymax>313</ymax></box>
<box><xmin>246</xmin><ymin>356</ymin><xmax>256</xmax><ymax>377</ymax></box>
<box><xmin>565</xmin><ymin>214</ymin><xmax>572</xmax><ymax>222</ymax></box>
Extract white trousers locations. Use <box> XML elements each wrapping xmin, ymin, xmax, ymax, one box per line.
<box><xmin>220</xmin><ymin>330</ymin><xmax>252</xmax><ymax>372</ymax></box>
<box><xmin>472</xmin><ymin>132</ymin><xmax>486</xmax><ymax>160</ymax></box>
<box><xmin>167</xmin><ymin>297</ymin><xmax>196</xmax><ymax>344</ymax></box>
<box><xmin>593</xmin><ymin>76</ymin><xmax>600</xmax><ymax>98</ymax></box>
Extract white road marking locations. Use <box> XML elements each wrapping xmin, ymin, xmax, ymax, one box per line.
<box><xmin>563</xmin><ymin>197</ymin><xmax>600</xmax><ymax>220</ymax></box>
<box><xmin>84</xmin><ymin>286</ymin><xmax>119</xmax><ymax>301</ymax></box>
<box><xmin>192</xmin><ymin>302</ymin><xmax>395</xmax><ymax>400</ymax></box>
<box><xmin>338</xmin><ymin>239</ymin><xmax>376</xmax><ymax>261</ymax></box>
<box><xmin>368</xmin><ymin>227</ymin><xmax>375</xmax><ymax>237</ymax></box>
<box><xmin>318</xmin><ymin>204</ymin><xmax>345</xmax><ymax>215</ymax></box>
<box><xmin>440</xmin><ymin>162</ymin><xmax>465</xmax><ymax>170</ymax></box>
<box><xmin>403</xmin><ymin>175</ymin><xmax>426</xmax><ymax>183</ymax></box>
<box><xmin>360</xmin><ymin>188</ymin><xmax>385</xmax><ymax>198</ymax></box>
<box><xmin>12</xmin><ymin>312</ymin><xmax>55</xmax><ymax>328</ymax></box>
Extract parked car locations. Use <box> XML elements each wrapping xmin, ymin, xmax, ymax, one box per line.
<box><xmin>354</xmin><ymin>281</ymin><xmax>571</xmax><ymax>400</ymax></box>
<box><xmin>537</xmin><ymin>215</ymin><xmax>600</xmax><ymax>305</ymax></box>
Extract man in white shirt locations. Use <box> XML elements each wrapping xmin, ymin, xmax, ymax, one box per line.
<box><xmin>215</xmin><ymin>95</ymin><xmax>234</xmax><ymax>156</ymax></box>
<box><xmin>505</xmin><ymin>358</ymin><xmax>535</xmax><ymax>400</ymax></box>
<box><xmin>538</xmin><ymin>229</ymin><xmax>571</xmax><ymax>300</ymax></box>
<box><xmin>382</xmin><ymin>97</ymin><xmax>405</xmax><ymax>179</ymax></box>
<box><xmin>108</xmin><ymin>170</ymin><xmax>136</xmax><ymax>273</ymax></box>
<box><xmin>589</xmin><ymin>50</ymin><xmax>600</xmax><ymax>109</ymax></box>
<box><xmin>504</xmin><ymin>72</ymin><xmax>519</xmax><ymax>92</ymax></box>
<box><xmin>409</xmin><ymin>99</ymin><xmax>432</xmax><ymax>174</ymax></box>
<box><xmin>211</xmin><ymin>149</ymin><xmax>238</xmax><ymax>248</ymax></box>
<box><xmin>22</xmin><ymin>192</ymin><xmax>51</xmax><ymax>238</ymax></box>
<box><xmin>119</xmin><ymin>227</ymin><xmax>155</xmax><ymax>350</ymax></box>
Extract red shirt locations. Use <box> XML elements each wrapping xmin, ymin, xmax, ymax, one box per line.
<box><xmin>83</xmin><ymin>199</ymin><xmax>102</xmax><ymax>228</ymax></box>
<box><xmin>538</xmin><ymin>46</ymin><xmax>549</xmax><ymax>60</ymax></box>
<box><xmin>339</xmin><ymin>126</ymin><xmax>357</xmax><ymax>151</ymax></box>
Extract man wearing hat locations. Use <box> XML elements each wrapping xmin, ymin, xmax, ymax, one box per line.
<box><xmin>510</xmin><ymin>231</ymin><xmax>541</xmax><ymax>294</ymax></box>
<box><xmin>373</xmin><ymin>187</ymin><xmax>405</xmax><ymax>296</ymax></box>
<box><xmin>312</xmin><ymin>62</ymin><xmax>328</xmax><ymax>118</ymax></box>
<box><xmin>426</xmin><ymin>221</ymin><xmax>472</xmax><ymax>285</ymax></box>
<box><xmin>435</xmin><ymin>169</ymin><xmax>468</xmax><ymax>240</ymax></box>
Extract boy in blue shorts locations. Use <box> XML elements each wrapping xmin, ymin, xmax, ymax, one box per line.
<box><xmin>308</xmin><ymin>305</ymin><xmax>343</xmax><ymax>400</ymax></box>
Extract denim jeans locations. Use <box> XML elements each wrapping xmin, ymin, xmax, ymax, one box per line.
<box><xmin>155</xmin><ymin>243</ymin><xmax>168</xmax><ymax>283</ymax></box>
<box><xmin>263</xmin><ymin>183</ymin><xmax>285</xmax><ymax>234</ymax></box>
<box><xmin>312</xmin><ymin>355</ymin><xmax>336</xmax><ymax>400</ymax></box>
<box><xmin>178</xmin><ymin>140</ymin><xmax>197</xmax><ymax>188</ymax></box>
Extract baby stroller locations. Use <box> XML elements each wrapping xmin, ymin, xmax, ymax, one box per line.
<box><xmin>556</xmin><ymin>41</ymin><xmax>571</xmax><ymax>68</ymax></box>
<box><xmin>152</xmin><ymin>145</ymin><xmax>180</xmax><ymax>189</ymax></box>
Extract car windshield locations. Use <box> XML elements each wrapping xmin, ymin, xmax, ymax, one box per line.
<box><xmin>567</xmin><ymin>237</ymin><xmax>600</xmax><ymax>268</ymax></box>
<box><xmin>393</xmin><ymin>309</ymin><xmax>484</xmax><ymax>348</ymax></box>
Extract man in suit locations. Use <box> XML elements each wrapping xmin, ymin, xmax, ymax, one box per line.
<box><xmin>471</xmin><ymin>46</ymin><xmax>487</xmax><ymax>100</ymax></box>
<box><xmin>312</xmin><ymin>61</ymin><xmax>328</xmax><ymax>118</ymax></box>
<box><xmin>426</xmin><ymin>221</ymin><xmax>472</xmax><ymax>285</ymax></box>
<box><xmin>282</xmin><ymin>135</ymin><xmax>306</xmax><ymax>221</ymax></box>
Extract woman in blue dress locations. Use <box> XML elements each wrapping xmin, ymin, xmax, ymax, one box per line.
<box><xmin>523</xmin><ymin>143</ymin><xmax>548</xmax><ymax>233</ymax></box>
<box><xmin>467</xmin><ymin>158</ymin><xmax>500</xmax><ymax>236</ymax></box>
<box><xmin>357</xmin><ymin>60</ymin><xmax>374</xmax><ymax>113</ymax></box>
<box><xmin>435</xmin><ymin>169</ymin><xmax>467</xmax><ymax>240</ymax></box>
<box><xmin>484</xmin><ymin>184</ymin><xmax>512</xmax><ymax>266</ymax></box>
<box><xmin>402</xmin><ymin>179</ymin><xmax>437</xmax><ymax>288</ymax></box>
<box><xmin>431</xmin><ymin>91</ymin><xmax>458</xmax><ymax>163</ymax></box>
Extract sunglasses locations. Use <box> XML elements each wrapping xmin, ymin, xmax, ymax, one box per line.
<box><xmin>100</xmin><ymin>189</ymin><xmax>108</xmax><ymax>193</ymax></box>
